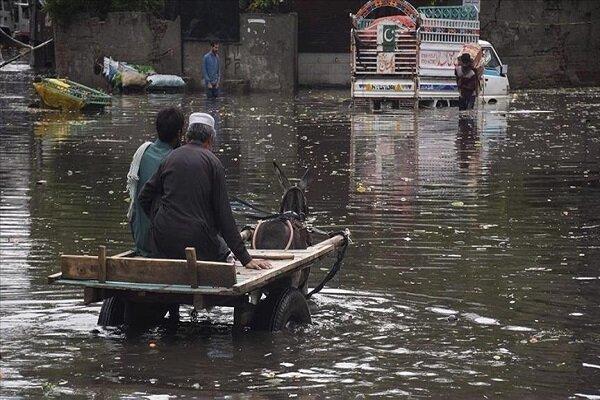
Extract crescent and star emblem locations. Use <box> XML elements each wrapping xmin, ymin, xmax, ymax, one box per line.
<box><xmin>384</xmin><ymin>27</ymin><xmax>395</xmax><ymax>42</ymax></box>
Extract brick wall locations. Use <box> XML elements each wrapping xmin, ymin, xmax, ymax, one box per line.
<box><xmin>183</xmin><ymin>14</ymin><xmax>298</xmax><ymax>93</ymax></box>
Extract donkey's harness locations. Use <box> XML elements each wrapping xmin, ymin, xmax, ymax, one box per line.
<box><xmin>252</xmin><ymin>211</ymin><xmax>302</xmax><ymax>251</ymax></box>
<box><xmin>235</xmin><ymin>195</ymin><xmax>349</xmax><ymax>298</ymax></box>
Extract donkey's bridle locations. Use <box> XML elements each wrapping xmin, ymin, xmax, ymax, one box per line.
<box><xmin>280</xmin><ymin>186</ymin><xmax>308</xmax><ymax>218</ymax></box>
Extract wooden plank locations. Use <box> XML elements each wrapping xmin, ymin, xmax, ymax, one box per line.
<box><xmin>197</xmin><ymin>261</ymin><xmax>236</xmax><ymax>288</ymax></box>
<box><xmin>313</xmin><ymin>234</ymin><xmax>346</xmax><ymax>249</ymax></box>
<box><xmin>98</xmin><ymin>246</ymin><xmax>107</xmax><ymax>283</ymax></box>
<box><xmin>247</xmin><ymin>251</ymin><xmax>295</xmax><ymax>260</ymax></box>
<box><xmin>61</xmin><ymin>255</ymin><xmax>237</xmax><ymax>287</ymax></box>
<box><xmin>232</xmin><ymin>243</ymin><xmax>336</xmax><ymax>294</ymax></box>
<box><xmin>186</xmin><ymin>247</ymin><xmax>199</xmax><ymax>288</ymax></box>
<box><xmin>61</xmin><ymin>255</ymin><xmax>98</xmax><ymax>280</ymax></box>
<box><xmin>107</xmin><ymin>257</ymin><xmax>236</xmax><ymax>287</ymax></box>
<box><xmin>54</xmin><ymin>279</ymin><xmax>236</xmax><ymax>296</ymax></box>
<box><xmin>105</xmin><ymin>257</ymin><xmax>188</xmax><ymax>284</ymax></box>
<box><xmin>115</xmin><ymin>255</ymin><xmax>233</xmax><ymax>266</ymax></box>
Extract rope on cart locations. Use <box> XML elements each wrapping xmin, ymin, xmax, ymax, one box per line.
<box><xmin>306</xmin><ymin>229</ymin><xmax>350</xmax><ymax>299</ymax></box>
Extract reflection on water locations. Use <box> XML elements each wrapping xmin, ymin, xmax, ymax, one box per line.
<box><xmin>1</xmin><ymin>67</ymin><xmax>600</xmax><ymax>398</ymax></box>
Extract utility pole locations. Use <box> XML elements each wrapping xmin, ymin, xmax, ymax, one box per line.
<box><xmin>30</xmin><ymin>0</ymin><xmax>36</xmax><ymax>66</ymax></box>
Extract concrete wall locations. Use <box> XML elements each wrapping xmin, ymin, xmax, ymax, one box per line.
<box><xmin>183</xmin><ymin>41</ymin><xmax>246</xmax><ymax>90</ymax></box>
<box><xmin>183</xmin><ymin>13</ymin><xmax>298</xmax><ymax>93</ymax></box>
<box><xmin>298</xmin><ymin>53</ymin><xmax>350</xmax><ymax>86</ymax></box>
<box><xmin>480</xmin><ymin>0</ymin><xmax>600</xmax><ymax>88</ymax></box>
<box><xmin>54</xmin><ymin>12</ymin><xmax>181</xmax><ymax>88</ymax></box>
<box><xmin>53</xmin><ymin>11</ymin><xmax>297</xmax><ymax>93</ymax></box>
<box><xmin>239</xmin><ymin>13</ymin><xmax>297</xmax><ymax>93</ymax></box>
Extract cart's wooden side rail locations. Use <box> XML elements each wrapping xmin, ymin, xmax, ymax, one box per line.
<box><xmin>51</xmin><ymin>233</ymin><xmax>349</xmax><ymax>298</ymax></box>
<box><xmin>60</xmin><ymin>250</ymin><xmax>236</xmax><ymax>288</ymax></box>
<box><xmin>233</xmin><ymin>233</ymin><xmax>347</xmax><ymax>294</ymax></box>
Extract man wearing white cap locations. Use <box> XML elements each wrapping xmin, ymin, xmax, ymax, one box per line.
<box><xmin>138</xmin><ymin>112</ymin><xmax>271</xmax><ymax>270</ymax></box>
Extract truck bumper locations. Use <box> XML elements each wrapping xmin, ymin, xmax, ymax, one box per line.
<box><xmin>352</xmin><ymin>78</ymin><xmax>416</xmax><ymax>99</ymax></box>
<box><xmin>352</xmin><ymin>78</ymin><xmax>459</xmax><ymax>100</ymax></box>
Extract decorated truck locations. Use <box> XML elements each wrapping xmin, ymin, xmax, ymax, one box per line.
<box><xmin>350</xmin><ymin>0</ymin><xmax>509</xmax><ymax>110</ymax></box>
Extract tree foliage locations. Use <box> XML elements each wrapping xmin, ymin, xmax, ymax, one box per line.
<box><xmin>44</xmin><ymin>0</ymin><xmax>164</xmax><ymax>25</ymax></box>
<box><xmin>242</xmin><ymin>0</ymin><xmax>287</xmax><ymax>13</ymax></box>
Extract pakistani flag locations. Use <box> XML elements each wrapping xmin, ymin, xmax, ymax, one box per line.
<box><xmin>378</xmin><ymin>24</ymin><xmax>396</xmax><ymax>52</ymax></box>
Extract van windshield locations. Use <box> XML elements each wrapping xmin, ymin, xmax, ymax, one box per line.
<box><xmin>482</xmin><ymin>47</ymin><xmax>501</xmax><ymax>69</ymax></box>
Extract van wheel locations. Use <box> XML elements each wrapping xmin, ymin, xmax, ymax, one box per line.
<box><xmin>98</xmin><ymin>297</ymin><xmax>125</xmax><ymax>326</ymax></box>
<box><xmin>252</xmin><ymin>288</ymin><xmax>311</xmax><ymax>331</ymax></box>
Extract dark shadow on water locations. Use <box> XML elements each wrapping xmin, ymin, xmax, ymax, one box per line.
<box><xmin>457</xmin><ymin>114</ymin><xmax>479</xmax><ymax>171</ymax></box>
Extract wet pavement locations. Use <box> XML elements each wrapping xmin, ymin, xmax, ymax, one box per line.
<box><xmin>1</xmin><ymin>64</ymin><xmax>599</xmax><ymax>398</ymax></box>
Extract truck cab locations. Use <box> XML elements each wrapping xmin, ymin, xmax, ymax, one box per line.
<box><xmin>350</xmin><ymin>0</ymin><xmax>510</xmax><ymax>110</ymax></box>
<box><xmin>479</xmin><ymin>40</ymin><xmax>509</xmax><ymax>104</ymax></box>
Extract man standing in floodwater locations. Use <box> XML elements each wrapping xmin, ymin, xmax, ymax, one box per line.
<box><xmin>203</xmin><ymin>41</ymin><xmax>220</xmax><ymax>98</ymax></box>
<box><xmin>138</xmin><ymin>112</ymin><xmax>271</xmax><ymax>270</ymax></box>
<box><xmin>455</xmin><ymin>53</ymin><xmax>479</xmax><ymax>111</ymax></box>
<box><xmin>127</xmin><ymin>107</ymin><xmax>184</xmax><ymax>256</ymax></box>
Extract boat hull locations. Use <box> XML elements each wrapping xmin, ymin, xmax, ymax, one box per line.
<box><xmin>33</xmin><ymin>82</ymin><xmax>86</xmax><ymax>110</ymax></box>
<box><xmin>33</xmin><ymin>79</ymin><xmax>111</xmax><ymax>111</ymax></box>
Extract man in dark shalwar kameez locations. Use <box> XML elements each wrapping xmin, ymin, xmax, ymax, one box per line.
<box><xmin>455</xmin><ymin>53</ymin><xmax>479</xmax><ymax>111</ymax></box>
<box><xmin>138</xmin><ymin>113</ymin><xmax>271</xmax><ymax>270</ymax></box>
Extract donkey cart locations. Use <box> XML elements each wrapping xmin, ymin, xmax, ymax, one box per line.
<box><xmin>47</xmin><ymin>230</ymin><xmax>349</xmax><ymax>331</ymax></box>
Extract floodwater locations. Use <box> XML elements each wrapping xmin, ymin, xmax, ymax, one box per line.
<box><xmin>1</xmin><ymin>64</ymin><xmax>599</xmax><ymax>399</ymax></box>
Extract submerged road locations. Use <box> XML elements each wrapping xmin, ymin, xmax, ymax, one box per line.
<box><xmin>1</xmin><ymin>64</ymin><xmax>599</xmax><ymax>398</ymax></box>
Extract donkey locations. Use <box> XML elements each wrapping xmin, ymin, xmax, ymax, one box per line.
<box><xmin>251</xmin><ymin>162</ymin><xmax>313</xmax><ymax>251</ymax></box>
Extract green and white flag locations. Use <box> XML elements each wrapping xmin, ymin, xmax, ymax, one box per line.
<box><xmin>377</xmin><ymin>24</ymin><xmax>396</xmax><ymax>52</ymax></box>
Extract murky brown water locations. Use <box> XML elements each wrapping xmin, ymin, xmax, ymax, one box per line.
<box><xmin>1</xmin><ymin>64</ymin><xmax>599</xmax><ymax>399</ymax></box>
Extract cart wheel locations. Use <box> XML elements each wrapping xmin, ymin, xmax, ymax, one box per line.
<box><xmin>253</xmin><ymin>288</ymin><xmax>311</xmax><ymax>332</ymax></box>
<box><xmin>98</xmin><ymin>297</ymin><xmax>125</xmax><ymax>326</ymax></box>
<box><xmin>123</xmin><ymin>302</ymin><xmax>177</xmax><ymax>327</ymax></box>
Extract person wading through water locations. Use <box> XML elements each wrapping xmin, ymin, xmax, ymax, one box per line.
<box><xmin>455</xmin><ymin>53</ymin><xmax>480</xmax><ymax>111</ymax></box>
<box><xmin>138</xmin><ymin>112</ymin><xmax>272</xmax><ymax>270</ymax></box>
<box><xmin>127</xmin><ymin>107</ymin><xmax>184</xmax><ymax>257</ymax></box>
<box><xmin>203</xmin><ymin>41</ymin><xmax>220</xmax><ymax>98</ymax></box>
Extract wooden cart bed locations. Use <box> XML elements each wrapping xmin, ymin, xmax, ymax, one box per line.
<box><xmin>48</xmin><ymin>235</ymin><xmax>345</xmax><ymax>300</ymax></box>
